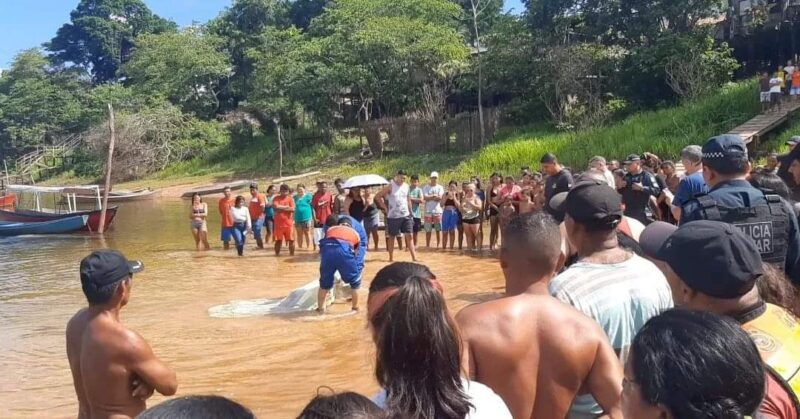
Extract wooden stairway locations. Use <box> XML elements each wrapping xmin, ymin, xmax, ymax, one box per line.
<box><xmin>728</xmin><ymin>100</ymin><xmax>800</xmax><ymax>147</ymax></box>
<box><xmin>13</xmin><ymin>135</ymin><xmax>83</xmax><ymax>180</ymax></box>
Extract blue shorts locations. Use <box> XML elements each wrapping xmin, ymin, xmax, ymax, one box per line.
<box><xmin>221</xmin><ymin>226</ymin><xmax>235</xmax><ymax>242</ymax></box>
<box><xmin>442</xmin><ymin>208</ymin><xmax>459</xmax><ymax>232</ymax></box>
<box><xmin>319</xmin><ymin>239</ymin><xmax>362</xmax><ymax>290</ymax></box>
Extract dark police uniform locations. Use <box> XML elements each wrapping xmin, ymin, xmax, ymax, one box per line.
<box><xmin>681</xmin><ymin>135</ymin><xmax>800</xmax><ymax>285</ymax></box>
<box><xmin>621</xmin><ymin>168</ymin><xmax>661</xmax><ymax>225</ymax></box>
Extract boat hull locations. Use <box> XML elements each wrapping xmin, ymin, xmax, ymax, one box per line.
<box><xmin>74</xmin><ymin>189</ymin><xmax>156</xmax><ymax>203</ymax></box>
<box><xmin>182</xmin><ymin>180</ymin><xmax>251</xmax><ymax>198</ymax></box>
<box><xmin>0</xmin><ymin>215</ymin><xmax>88</xmax><ymax>236</ymax></box>
<box><xmin>0</xmin><ymin>207</ymin><xmax>118</xmax><ymax>232</ymax></box>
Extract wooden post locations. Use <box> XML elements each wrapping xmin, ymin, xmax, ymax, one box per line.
<box><xmin>275</xmin><ymin>118</ymin><xmax>284</xmax><ymax>178</ymax></box>
<box><xmin>98</xmin><ymin>104</ymin><xmax>116</xmax><ymax>234</ymax></box>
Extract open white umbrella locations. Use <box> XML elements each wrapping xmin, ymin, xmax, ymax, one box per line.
<box><xmin>342</xmin><ymin>174</ymin><xmax>389</xmax><ymax>189</ymax></box>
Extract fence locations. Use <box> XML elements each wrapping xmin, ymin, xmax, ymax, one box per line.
<box><xmin>361</xmin><ymin>108</ymin><xmax>501</xmax><ymax>156</ymax></box>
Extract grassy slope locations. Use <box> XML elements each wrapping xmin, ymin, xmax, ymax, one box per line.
<box><xmin>50</xmin><ymin>80</ymin><xmax>779</xmax><ymax>189</ymax></box>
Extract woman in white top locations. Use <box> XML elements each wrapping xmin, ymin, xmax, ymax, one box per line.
<box><xmin>457</xmin><ymin>183</ymin><xmax>483</xmax><ymax>252</ymax></box>
<box><xmin>229</xmin><ymin>195</ymin><xmax>252</xmax><ymax>257</ymax></box>
<box><xmin>367</xmin><ymin>262</ymin><xmax>512</xmax><ymax>419</ymax></box>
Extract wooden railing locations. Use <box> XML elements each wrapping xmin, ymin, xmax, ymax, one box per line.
<box><xmin>14</xmin><ymin>135</ymin><xmax>83</xmax><ymax>177</ymax></box>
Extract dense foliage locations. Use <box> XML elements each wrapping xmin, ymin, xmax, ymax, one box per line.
<box><xmin>0</xmin><ymin>0</ymin><xmax>745</xmax><ymax>179</ymax></box>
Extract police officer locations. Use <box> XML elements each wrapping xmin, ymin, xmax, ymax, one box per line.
<box><xmin>681</xmin><ymin>134</ymin><xmax>800</xmax><ymax>285</ymax></box>
<box><xmin>621</xmin><ymin>154</ymin><xmax>661</xmax><ymax>225</ymax></box>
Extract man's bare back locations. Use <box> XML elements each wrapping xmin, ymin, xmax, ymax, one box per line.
<box><xmin>457</xmin><ymin>294</ymin><xmax>623</xmax><ymax>419</ymax></box>
<box><xmin>69</xmin><ymin>250</ymin><xmax>177</xmax><ymax>419</ymax></box>
<box><xmin>67</xmin><ymin>308</ymin><xmax>177</xmax><ymax>419</ymax></box>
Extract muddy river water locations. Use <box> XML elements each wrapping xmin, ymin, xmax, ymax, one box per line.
<box><xmin>0</xmin><ymin>199</ymin><xmax>505</xmax><ymax>418</ymax></box>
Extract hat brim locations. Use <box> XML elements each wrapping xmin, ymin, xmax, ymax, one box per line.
<box><xmin>639</xmin><ymin>222</ymin><xmax>678</xmax><ymax>260</ymax></box>
<box><xmin>549</xmin><ymin>192</ymin><xmax>568</xmax><ymax>213</ymax></box>
<box><xmin>128</xmin><ymin>260</ymin><xmax>145</xmax><ymax>275</ymax></box>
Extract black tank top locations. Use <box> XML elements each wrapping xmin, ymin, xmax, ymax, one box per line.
<box><xmin>349</xmin><ymin>199</ymin><xmax>365</xmax><ymax>221</ymax></box>
<box><xmin>444</xmin><ymin>198</ymin><xmax>456</xmax><ymax>207</ymax></box>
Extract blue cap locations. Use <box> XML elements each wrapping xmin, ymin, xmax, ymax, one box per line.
<box><xmin>702</xmin><ymin>134</ymin><xmax>749</xmax><ymax>174</ymax></box>
<box><xmin>640</xmin><ymin>221</ymin><xmax>762</xmax><ymax>299</ymax></box>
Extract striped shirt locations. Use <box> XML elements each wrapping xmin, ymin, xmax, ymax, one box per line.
<box><xmin>549</xmin><ymin>253</ymin><xmax>673</xmax><ymax>418</ymax></box>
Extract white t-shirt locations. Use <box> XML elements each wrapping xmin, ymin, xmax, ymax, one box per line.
<box><xmin>422</xmin><ymin>184</ymin><xmax>445</xmax><ymax>215</ymax></box>
<box><xmin>602</xmin><ymin>169</ymin><xmax>616</xmax><ymax>189</ymax></box>
<box><xmin>770</xmin><ymin>77</ymin><xmax>783</xmax><ymax>93</ymax></box>
<box><xmin>786</xmin><ymin>65</ymin><xmax>796</xmax><ymax>76</ymax></box>
<box><xmin>550</xmin><ymin>253</ymin><xmax>673</xmax><ymax>417</ymax></box>
<box><xmin>387</xmin><ymin>181</ymin><xmax>410</xmax><ymax>219</ymax></box>
<box><xmin>373</xmin><ymin>378</ymin><xmax>512</xmax><ymax>419</ymax></box>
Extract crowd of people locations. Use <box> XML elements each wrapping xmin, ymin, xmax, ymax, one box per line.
<box><xmin>760</xmin><ymin>59</ymin><xmax>800</xmax><ymax>112</ymax></box>
<box><xmin>67</xmin><ymin>131</ymin><xmax>800</xmax><ymax>419</ymax></box>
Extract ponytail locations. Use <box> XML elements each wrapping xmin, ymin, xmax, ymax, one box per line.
<box><xmin>369</xmin><ymin>263</ymin><xmax>472</xmax><ymax>419</ymax></box>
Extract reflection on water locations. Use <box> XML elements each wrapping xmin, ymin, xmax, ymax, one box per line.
<box><xmin>0</xmin><ymin>199</ymin><xmax>504</xmax><ymax>418</ymax></box>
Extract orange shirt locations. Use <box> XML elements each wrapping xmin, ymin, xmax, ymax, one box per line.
<box><xmin>792</xmin><ymin>71</ymin><xmax>800</xmax><ymax>88</ymax></box>
<box><xmin>272</xmin><ymin>194</ymin><xmax>295</xmax><ymax>229</ymax></box>
<box><xmin>325</xmin><ymin>225</ymin><xmax>360</xmax><ymax>247</ymax></box>
<box><xmin>219</xmin><ymin>197</ymin><xmax>235</xmax><ymax>228</ymax></box>
<box><xmin>249</xmin><ymin>193</ymin><xmax>266</xmax><ymax>220</ymax></box>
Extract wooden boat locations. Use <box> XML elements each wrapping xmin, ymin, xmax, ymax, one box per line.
<box><xmin>74</xmin><ymin>188</ymin><xmax>157</xmax><ymax>203</ymax></box>
<box><xmin>0</xmin><ymin>207</ymin><xmax>118</xmax><ymax>232</ymax></box>
<box><xmin>0</xmin><ymin>215</ymin><xmax>88</xmax><ymax>236</ymax></box>
<box><xmin>2</xmin><ymin>185</ymin><xmax>118</xmax><ymax>232</ymax></box>
<box><xmin>0</xmin><ymin>194</ymin><xmax>15</xmax><ymax>210</ymax></box>
<box><xmin>182</xmin><ymin>180</ymin><xmax>251</xmax><ymax>198</ymax></box>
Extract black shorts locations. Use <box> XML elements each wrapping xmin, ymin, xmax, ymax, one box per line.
<box><xmin>387</xmin><ymin>217</ymin><xmax>413</xmax><ymax>237</ymax></box>
<box><xmin>413</xmin><ymin>217</ymin><xmax>422</xmax><ymax>233</ymax></box>
<box><xmin>462</xmin><ymin>217</ymin><xmax>481</xmax><ymax>225</ymax></box>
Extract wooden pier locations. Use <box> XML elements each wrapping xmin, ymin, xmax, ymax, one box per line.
<box><xmin>729</xmin><ymin>100</ymin><xmax>800</xmax><ymax>148</ymax></box>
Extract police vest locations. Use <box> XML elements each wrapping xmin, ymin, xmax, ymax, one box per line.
<box><xmin>741</xmin><ymin>303</ymin><xmax>800</xmax><ymax>408</ymax></box>
<box><xmin>695</xmin><ymin>193</ymin><xmax>789</xmax><ymax>267</ymax></box>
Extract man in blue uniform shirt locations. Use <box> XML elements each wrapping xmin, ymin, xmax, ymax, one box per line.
<box><xmin>681</xmin><ymin>134</ymin><xmax>800</xmax><ymax>285</ymax></box>
<box><xmin>621</xmin><ymin>154</ymin><xmax>661</xmax><ymax>225</ymax></box>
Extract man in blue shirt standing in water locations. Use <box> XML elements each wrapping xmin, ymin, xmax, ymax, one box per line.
<box><xmin>317</xmin><ymin>214</ymin><xmax>368</xmax><ymax>313</ymax></box>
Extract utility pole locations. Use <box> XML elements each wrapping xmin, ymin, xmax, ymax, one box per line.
<box><xmin>98</xmin><ymin>104</ymin><xmax>116</xmax><ymax>234</ymax></box>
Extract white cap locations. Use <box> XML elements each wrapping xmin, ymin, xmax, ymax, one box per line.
<box><xmin>430</xmin><ymin>171</ymin><xmax>439</xmax><ymax>178</ymax></box>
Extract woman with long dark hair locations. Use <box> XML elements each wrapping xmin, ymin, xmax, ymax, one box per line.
<box><xmin>441</xmin><ymin>181</ymin><xmax>460</xmax><ymax>250</ymax></box>
<box><xmin>487</xmin><ymin>173</ymin><xmax>502</xmax><ymax>251</ymax></box>
<box><xmin>230</xmin><ymin>195</ymin><xmax>253</xmax><ymax>256</ymax></box>
<box><xmin>264</xmin><ymin>184</ymin><xmax>277</xmax><ymax>245</ymax></box>
<box><xmin>622</xmin><ymin>309</ymin><xmax>765</xmax><ymax>419</ymax></box>
<box><xmin>189</xmin><ymin>193</ymin><xmax>210</xmax><ymax>251</ymax></box>
<box><xmin>362</xmin><ymin>188</ymin><xmax>381</xmax><ymax>250</ymax></box>
<box><xmin>367</xmin><ymin>262</ymin><xmax>511</xmax><ymax>419</ymax></box>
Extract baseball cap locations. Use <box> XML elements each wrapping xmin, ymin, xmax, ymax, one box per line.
<box><xmin>640</xmin><ymin>221</ymin><xmax>762</xmax><ymax>299</ymax></box>
<box><xmin>786</xmin><ymin>136</ymin><xmax>800</xmax><ymax>146</ymax></box>
<box><xmin>430</xmin><ymin>171</ymin><xmax>439</xmax><ymax>178</ymax></box>
<box><xmin>549</xmin><ymin>181</ymin><xmax>623</xmax><ymax>224</ymax></box>
<box><xmin>80</xmin><ymin>250</ymin><xmax>144</xmax><ymax>291</ymax></box>
<box><xmin>701</xmin><ymin>134</ymin><xmax>749</xmax><ymax>174</ymax></box>
<box><xmin>624</xmin><ymin>154</ymin><xmax>641</xmax><ymax>164</ymax></box>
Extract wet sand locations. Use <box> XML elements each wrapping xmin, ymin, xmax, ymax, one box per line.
<box><xmin>0</xmin><ymin>199</ymin><xmax>504</xmax><ymax>418</ymax></box>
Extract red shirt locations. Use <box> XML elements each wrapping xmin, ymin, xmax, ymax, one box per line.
<box><xmin>312</xmin><ymin>191</ymin><xmax>333</xmax><ymax>224</ymax></box>
<box><xmin>248</xmin><ymin>193</ymin><xmax>266</xmax><ymax>220</ymax></box>
<box><xmin>218</xmin><ymin>197</ymin><xmax>235</xmax><ymax>228</ymax></box>
<box><xmin>272</xmin><ymin>194</ymin><xmax>295</xmax><ymax>229</ymax></box>
<box><xmin>760</xmin><ymin>372</ymin><xmax>798</xmax><ymax>419</ymax></box>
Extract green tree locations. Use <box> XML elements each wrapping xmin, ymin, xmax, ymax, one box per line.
<box><xmin>308</xmin><ymin>0</ymin><xmax>470</xmax><ymax>118</ymax></box>
<box><xmin>46</xmin><ymin>0</ymin><xmax>176</xmax><ymax>84</ymax></box>
<box><xmin>209</xmin><ymin>0</ymin><xmax>291</xmax><ymax>105</ymax></box>
<box><xmin>0</xmin><ymin>50</ymin><xmax>90</xmax><ymax>161</ymax></box>
<box><xmin>122</xmin><ymin>28</ymin><xmax>232</xmax><ymax>118</ymax></box>
<box><xmin>289</xmin><ymin>0</ymin><xmax>331</xmax><ymax>31</ymax></box>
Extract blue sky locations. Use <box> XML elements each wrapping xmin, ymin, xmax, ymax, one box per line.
<box><xmin>0</xmin><ymin>0</ymin><xmax>525</xmax><ymax>68</ymax></box>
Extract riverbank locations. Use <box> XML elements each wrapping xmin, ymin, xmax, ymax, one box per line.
<box><xmin>45</xmin><ymin>79</ymin><xmax>795</xmax><ymax>195</ymax></box>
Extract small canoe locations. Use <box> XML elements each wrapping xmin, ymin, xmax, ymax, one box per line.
<box><xmin>0</xmin><ymin>194</ymin><xmax>15</xmax><ymax>209</ymax></box>
<box><xmin>74</xmin><ymin>188</ymin><xmax>157</xmax><ymax>203</ymax></box>
<box><xmin>0</xmin><ymin>207</ymin><xmax>119</xmax><ymax>232</ymax></box>
<box><xmin>0</xmin><ymin>215</ymin><xmax>88</xmax><ymax>236</ymax></box>
<box><xmin>182</xmin><ymin>180</ymin><xmax>251</xmax><ymax>198</ymax></box>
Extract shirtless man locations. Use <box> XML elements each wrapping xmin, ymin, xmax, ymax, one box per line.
<box><xmin>456</xmin><ymin>213</ymin><xmax>623</xmax><ymax>419</ymax></box>
<box><xmin>67</xmin><ymin>250</ymin><xmax>177</xmax><ymax>419</ymax></box>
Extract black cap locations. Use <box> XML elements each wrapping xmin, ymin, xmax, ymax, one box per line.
<box><xmin>80</xmin><ymin>250</ymin><xmax>144</xmax><ymax>291</ymax></box>
<box><xmin>702</xmin><ymin>134</ymin><xmax>749</xmax><ymax>174</ymax></box>
<box><xmin>640</xmin><ymin>221</ymin><xmax>762</xmax><ymax>299</ymax></box>
<box><xmin>549</xmin><ymin>181</ymin><xmax>623</xmax><ymax>224</ymax></box>
<box><xmin>624</xmin><ymin>154</ymin><xmax>641</xmax><ymax>164</ymax></box>
<box><xmin>540</xmin><ymin>153</ymin><xmax>557</xmax><ymax>164</ymax></box>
